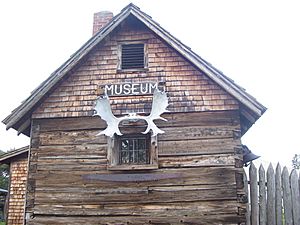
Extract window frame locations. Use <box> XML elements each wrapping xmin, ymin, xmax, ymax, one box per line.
<box><xmin>107</xmin><ymin>133</ymin><xmax>158</xmax><ymax>171</ymax></box>
<box><xmin>117</xmin><ymin>40</ymin><xmax>148</xmax><ymax>72</ymax></box>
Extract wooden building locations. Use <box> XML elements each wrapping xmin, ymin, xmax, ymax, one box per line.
<box><xmin>2</xmin><ymin>4</ymin><xmax>266</xmax><ymax>225</ymax></box>
<box><xmin>0</xmin><ymin>146</ymin><xmax>29</xmax><ymax>225</ymax></box>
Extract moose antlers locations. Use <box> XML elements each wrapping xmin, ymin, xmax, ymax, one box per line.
<box><xmin>94</xmin><ymin>89</ymin><xmax>169</xmax><ymax>137</ymax></box>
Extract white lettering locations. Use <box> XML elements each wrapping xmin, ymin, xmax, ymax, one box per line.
<box><xmin>114</xmin><ymin>84</ymin><xmax>122</xmax><ymax>95</ymax></box>
<box><xmin>131</xmin><ymin>83</ymin><xmax>139</xmax><ymax>95</ymax></box>
<box><xmin>103</xmin><ymin>82</ymin><xmax>162</xmax><ymax>96</ymax></box>
<box><xmin>149</xmin><ymin>83</ymin><xmax>158</xmax><ymax>92</ymax></box>
<box><xmin>140</xmin><ymin>83</ymin><xmax>148</xmax><ymax>94</ymax></box>
<box><xmin>123</xmin><ymin>83</ymin><xmax>131</xmax><ymax>95</ymax></box>
<box><xmin>105</xmin><ymin>85</ymin><xmax>114</xmax><ymax>95</ymax></box>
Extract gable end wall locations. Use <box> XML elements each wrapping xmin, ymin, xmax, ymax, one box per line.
<box><xmin>32</xmin><ymin>21</ymin><xmax>239</xmax><ymax>118</ymax></box>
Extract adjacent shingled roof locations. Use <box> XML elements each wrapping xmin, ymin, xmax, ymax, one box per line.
<box><xmin>0</xmin><ymin>146</ymin><xmax>29</xmax><ymax>164</ymax></box>
<box><xmin>2</xmin><ymin>3</ymin><xmax>266</xmax><ymax>136</ymax></box>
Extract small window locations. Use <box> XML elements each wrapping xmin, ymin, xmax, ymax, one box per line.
<box><xmin>119</xmin><ymin>135</ymin><xmax>149</xmax><ymax>165</ymax></box>
<box><xmin>107</xmin><ymin>133</ymin><xmax>158</xmax><ymax>170</ymax></box>
<box><xmin>118</xmin><ymin>42</ymin><xmax>147</xmax><ymax>70</ymax></box>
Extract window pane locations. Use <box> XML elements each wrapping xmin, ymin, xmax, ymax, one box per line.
<box><xmin>138</xmin><ymin>139</ymin><xmax>146</xmax><ymax>150</ymax></box>
<box><xmin>138</xmin><ymin>150</ymin><xmax>147</xmax><ymax>164</ymax></box>
<box><xmin>121</xmin><ymin>140</ymin><xmax>129</xmax><ymax>150</ymax></box>
<box><xmin>129</xmin><ymin>151</ymin><xmax>134</xmax><ymax>163</ymax></box>
<box><xmin>120</xmin><ymin>151</ymin><xmax>129</xmax><ymax>164</ymax></box>
<box><xmin>119</xmin><ymin>135</ymin><xmax>149</xmax><ymax>165</ymax></box>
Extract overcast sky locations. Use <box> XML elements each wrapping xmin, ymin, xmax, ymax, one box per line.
<box><xmin>0</xmin><ymin>0</ymin><xmax>299</xmax><ymax>167</ymax></box>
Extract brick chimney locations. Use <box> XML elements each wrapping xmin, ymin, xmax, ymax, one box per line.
<box><xmin>93</xmin><ymin>11</ymin><xmax>113</xmax><ymax>35</ymax></box>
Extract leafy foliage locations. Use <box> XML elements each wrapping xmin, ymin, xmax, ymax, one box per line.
<box><xmin>292</xmin><ymin>154</ymin><xmax>300</xmax><ymax>169</ymax></box>
<box><xmin>0</xmin><ymin>150</ymin><xmax>9</xmax><ymax>190</ymax></box>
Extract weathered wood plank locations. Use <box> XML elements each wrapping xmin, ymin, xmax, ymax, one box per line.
<box><xmin>34</xmin><ymin>167</ymin><xmax>237</xmax><ymax>187</ymax></box>
<box><xmin>37</xmin><ymin>150</ymin><xmax>236</xmax><ymax>170</ymax></box>
<box><xmin>244</xmin><ymin>170</ymin><xmax>250</xmax><ymax>225</ymax></box>
<box><xmin>158</xmin><ymin>138</ymin><xmax>240</xmax><ymax>156</ymax></box>
<box><xmin>25</xmin><ymin>121</ymin><xmax>40</xmax><ymax>218</ymax></box>
<box><xmin>33</xmin><ymin>200</ymin><xmax>240</xmax><ymax>217</ymax></box>
<box><xmin>34</xmin><ymin>184</ymin><xmax>237</xmax><ymax>205</ymax></box>
<box><xmin>259</xmin><ymin>164</ymin><xmax>266</xmax><ymax>225</ymax></box>
<box><xmin>275</xmin><ymin>163</ymin><xmax>283</xmax><ymax>225</ymax></box>
<box><xmin>36</xmin><ymin>111</ymin><xmax>240</xmax><ymax>132</ymax></box>
<box><xmin>290</xmin><ymin>169</ymin><xmax>300</xmax><ymax>225</ymax></box>
<box><xmin>159</xmin><ymin>125</ymin><xmax>240</xmax><ymax>141</ymax></box>
<box><xmin>27</xmin><ymin>214</ymin><xmax>245</xmax><ymax>225</ymax></box>
<box><xmin>282</xmin><ymin>166</ymin><xmax>293</xmax><ymax>225</ymax></box>
<box><xmin>266</xmin><ymin>163</ymin><xmax>275</xmax><ymax>225</ymax></box>
<box><xmin>37</xmin><ymin>144</ymin><xmax>107</xmax><ymax>157</ymax></box>
<box><xmin>249</xmin><ymin>163</ymin><xmax>258</xmax><ymax>225</ymax></box>
<box><xmin>38</xmin><ymin>130</ymin><xmax>107</xmax><ymax>145</ymax></box>
<box><xmin>159</xmin><ymin>154</ymin><xmax>236</xmax><ymax>168</ymax></box>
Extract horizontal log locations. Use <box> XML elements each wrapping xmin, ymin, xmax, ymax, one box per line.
<box><xmin>34</xmin><ymin>184</ymin><xmax>237</xmax><ymax>204</ymax></box>
<box><xmin>158</xmin><ymin>138</ymin><xmax>240</xmax><ymax>155</ymax></box>
<box><xmin>33</xmin><ymin>200</ymin><xmax>240</xmax><ymax>217</ymax></box>
<box><xmin>28</xmin><ymin>214</ymin><xmax>245</xmax><ymax>225</ymax></box>
<box><xmin>34</xmin><ymin>167</ymin><xmax>237</xmax><ymax>188</ymax></box>
<box><xmin>37</xmin><ymin>144</ymin><xmax>107</xmax><ymax>157</ymax></box>
<box><xmin>39</xmin><ymin>130</ymin><xmax>107</xmax><ymax>145</ymax></box>
<box><xmin>159</xmin><ymin>125</ymin><xmax>240</xmax><ymax>141</ymax></box>
<box><xmin>159</xmin><ymin>154</ymin><xmax>236</xmax><ymax>168</ymax></box>
<box><xmin>38</xmin><ymin>133</ymin><xmax>240</xmax><ymax>156</ymax></box>
<box><xmin>36</xmin><ymin>110</ymin><xmax>240</xmax><ymax>132</ymax></box>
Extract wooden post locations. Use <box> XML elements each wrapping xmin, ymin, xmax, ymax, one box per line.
<box><xmin>244</xmin><ymin>170</ymin><xmax>250</xmax><ymax>225</ymax></box>
<box><xmin>267</xmin><ymin>163</ymin><xmax>275</xmax><ymax>225</ymax></box>
<box><xmin>290</xmin><ymin>170</ymin><xmax>300</xmax><ymax>225</ymax></box>
<box><xmin>282</xmin><ymin>166</ymin><xmax>293</xmax><ymax>225</ymax></box>
<box><xmin>259</xmin><ymin>164</ymin><xmax>266</xmax><ymax>225</ymax></box>
<box><xmin>275</xmin><ymin>163</ymin><xmax>283</xmax><ymax>225</ymax></box>
<box><xmin>250</xmin><ymin>163</ymin><xmax>258</xmax><ymax>225</ymax></box>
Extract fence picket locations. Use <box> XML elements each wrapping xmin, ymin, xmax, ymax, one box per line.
<box><xmin>259</xmin><ymin>164</ymin><xmax>266</xmax><ymax>225</ymax></box>
<box><xmin>250</xmin><ymin>163</ymin><xmax>259</xmax><ymax>225</ymax></box>
<box><xmin>290</xmin><ymin>170</ymin><xmax>300</xmax><ymax>225</ymax></box>
<box><xmin>244</xmin><ymin>170</ymin><xmax>251</xmax><ymax>225</ymax></box>
<box><xmin>275</xmin><ymin>163</ymin><xmax>283</xmax><ymax>225</ymax></box>
<box><xmin>267</xmin><ymin>163</ymin><xmax>276</xmax><ymax>225</ymax></box>
<box><xmin>282</xmin><ymin>166</ymin><xmax>293</xmax><ymax>225</ymax></box>
<box><xmin>247</xmin><ymin>164</ymin><xmax>299</xmax><ymax>225</ymax></box>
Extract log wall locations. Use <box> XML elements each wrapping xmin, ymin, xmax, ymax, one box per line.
<box><xmin>24</xmin><ymin>16</ymin><xmax>246</xmax><ymax>225</ymax></box>
<box><xmin>7</xmin><ymin>157</ymin><xmax>27</xmax><ymax>225</ymax></box>
<box><xmin>25</xmin><ymin>110</ymin><xmax>246</xmax><ymax>224</ymax></box>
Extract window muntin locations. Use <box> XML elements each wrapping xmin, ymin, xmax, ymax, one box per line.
<box><xmin>107</xmin><ymin>132</ymin><xmax>158</xmax><ymax>170</ymax></box>
<box><xmin>119</xmin><ymin>135</ymin><xmax>149</xmax><ymax>165</ymax></box>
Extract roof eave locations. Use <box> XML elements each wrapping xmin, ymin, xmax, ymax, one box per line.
<box><xmin>0</xmin><ymin>146</ymin><xmax>29</xmax><ymax>164</ymax></box>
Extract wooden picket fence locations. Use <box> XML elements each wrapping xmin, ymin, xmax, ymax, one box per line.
<box><xmin>245</xmin><ymin>163</ymin><xmax>300</xmax><ymax>225</ymax></box>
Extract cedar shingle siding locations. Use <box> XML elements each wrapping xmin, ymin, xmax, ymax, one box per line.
<box><xmin>7</xmin><ymin>158</ymin><xmax>27</xmax><ymax>225</ymax></box>
<box><xmin>32</xmin><ymin>21</ymin><xmax>238</xmax><ymax>119</ymax></box>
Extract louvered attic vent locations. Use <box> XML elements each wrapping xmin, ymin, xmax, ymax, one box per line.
<box><xmin>121</xmin><ymin>44</ymin><xmax>145</xmax><ymax>69</ymax></box>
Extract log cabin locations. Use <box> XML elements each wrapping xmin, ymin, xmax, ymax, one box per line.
<box><xmin>2</xmin><ymin>3</ymin><xmax>266</xmax><ymax>225</ymax></box>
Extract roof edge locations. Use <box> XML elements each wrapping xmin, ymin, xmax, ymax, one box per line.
<box><xmin>0</xmin><ymin>146</ymin><xmax>29</xmax><ymax>164</ymax></box>
<box><xmin>2</xmin><ymin>3</ymin><xmax>266</xmax><ymax>135</ymax></box>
